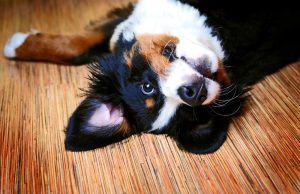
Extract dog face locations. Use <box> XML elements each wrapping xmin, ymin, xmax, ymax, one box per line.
<box><xmin>65</xmin><ymin>34</ymin><xmax>244</xmax><ymax>153</ymax></box>
<box><xmin>122</xmin><ymin>34</ymin><xmax>230</xmax><ymax>131</ymax></box>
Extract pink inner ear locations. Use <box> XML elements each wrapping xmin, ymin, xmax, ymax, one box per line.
<box><xmin>88</xmin><ymin>103</ymin><xmax>124</xmax><ymax>128</ymax></box>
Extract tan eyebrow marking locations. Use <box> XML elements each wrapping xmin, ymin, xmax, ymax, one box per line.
<box><xmin>145</xmin><ymin>97</ymin><xmax>155</xmax><ymax>108</ymax></box>
<box><xmin>136</xmin><ymin>34</ymin><xmax>179</xmax><ymax>76</ymax></box>
<box><xmin>124</xmin><ymin>49</ymin><xmax>134</xmax><ymax>68</ymax></box>
<box><xmin>216</xmin><ymin>61</ymin><xmax>230</xmax><ymax>84</ymax></box>
<box><xmin>114</xmin><ymin>119</ymin><xmax>130</xmax><ymax>135</ymax></box>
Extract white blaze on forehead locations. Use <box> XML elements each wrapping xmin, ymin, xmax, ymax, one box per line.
<box><xmin>175</xmin><ymin>38</ymin><xmax>219</xmax><ymax>73</ymax></box>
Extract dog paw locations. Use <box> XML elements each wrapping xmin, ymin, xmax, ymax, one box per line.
<box><xmin>4</xmin><ymin>30</ymin><xmax>40</xmax><ymax>58</ymax></box>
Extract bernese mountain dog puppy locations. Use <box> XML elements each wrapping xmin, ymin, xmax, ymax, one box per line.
<box><xmin>4</xmin><ymin>0</ymin><xmax>300</xmax><ymax>154</ymax></box>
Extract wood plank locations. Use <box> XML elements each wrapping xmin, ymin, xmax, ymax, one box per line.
<box><xmin>0</xmin><ymin>0</ymin><xmax>299</xmax><ymax>193</ymax></box>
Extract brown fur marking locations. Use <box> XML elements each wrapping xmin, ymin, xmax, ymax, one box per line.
<box><xmin>136</xmin><ymin>34</ymin><xmax>179</xmax><ymax>76</ymax></box>
<box><xmin>124</xmin><ymin>49</ymin><xmax>134</xmax><ymax>68</ymax></box>
<box><xmin>145</xmin><ymin>97</ymin><xmax>155</xmax><ymax>108</ymax></box>
<box><xmin>216</xmin><ymin>61</ymin><xmax>230</xmax><ymax>84</ymax></box>
<box><xmin>15</xmin><ymin>32</ymin><xmax>106</xmax><ymax>63</ymax></box>
<box><xmin>126</xmin><ymin>34</ymin><xmax>229</xmax><ymax>87</ymax></box>
<box><xmin>115</xmin><ymin>119</ymin><xmax>130</xmax><ymax>136</ymax></box>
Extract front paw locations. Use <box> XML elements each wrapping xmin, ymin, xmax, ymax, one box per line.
<box><xmin>175</xmin><ymin>118</ymin><xmax>229</xmax><ymax>154</ymax></box>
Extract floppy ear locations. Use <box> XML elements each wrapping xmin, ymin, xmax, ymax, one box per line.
<box><xmin>65</xmin><ymin>97</ymin><xmax>129</xmax><ymax>151</ymax></box>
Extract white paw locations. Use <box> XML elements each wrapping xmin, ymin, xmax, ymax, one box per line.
<box><xmin>4</xmin><ymin>32</ymin><xmax>31</xmax><ymax>58</ymax></box>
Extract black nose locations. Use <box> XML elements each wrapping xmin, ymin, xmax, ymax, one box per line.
<box><xmin>178</xmin><ymin>79</ymin><xmax>207</xmax><ymax>106</ymax></box>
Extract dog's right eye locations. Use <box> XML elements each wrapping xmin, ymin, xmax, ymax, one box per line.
<box><xmin>141</xmin><ymin>82</ymin><xmax>155</xmax><ymax>95</ymax></box>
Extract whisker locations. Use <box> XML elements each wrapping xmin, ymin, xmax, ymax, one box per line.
<box><xmin>216</xmin><ymin>89</ymin><xmax>244</xmax><ymax>104</ymax></box>
<box><xmin>221</xmin><ymin>83</ymin><xmax>234</xmax><ymax>89</ymax></box>
<box><xmin>163</xmin><ymin>39</ymin><xmax>172</xmax><ymax>51</ymax></box>
<box><xmin>212</xmin><ymin>101</ymin><xmax>230</xmax><ymax>107</ymax></box>
<box><xmin>168</xmin><ymin>47</ymin><xmax>176</xmax><ymax>61</ymax></box>
<box><xmin>208</xmin><ymin>103</ymin><xmax>242</xmax><ymax>117</ymax></box>
<box><xmin>220</xmin><ymin>85</ymin><xmax>237</xmax><ymax>96</ymax></box>
<box><xmin>220</xmin><ymin>84</ymin><xmax>236</xmax><ymax>93</ymax></box>
<box><xmin>162</xmin><ymin>39</ymin><xmax>176</xmax><ymax>61</ymax></box>
<box><xmin>222</xmin><ymin>65</ymin><xmax>233</xmax><ymax>68</ymax></box>
<box><xmin>219</xmin><ymin>87</ymin><xmax>238</xmax><ymax>101</ymax></box>
<box><xmin>192</xmin><ymin>107</ymin><xmax>197</xmax><ymax>120</ymax></box>
<box><xmin>212</xmin><ymin>87</ymin><xmax>244</xmax><ymax>107</ymax></box>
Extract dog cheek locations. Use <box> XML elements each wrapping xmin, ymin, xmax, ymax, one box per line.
<box><xmin>216</xmin><ymin>62</ymin><xmax>230</xmax><ymax>84</ymax></box>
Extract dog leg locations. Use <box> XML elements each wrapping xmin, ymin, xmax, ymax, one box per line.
<box><xmin>4</xmin><ymin>30</ymin><xmax>108</xmax><ymax>64</ymax></box>
<box><xmin>3</xmin><ymin>3</ymin><xmax>134</xmax><ymax>64</ymax></box>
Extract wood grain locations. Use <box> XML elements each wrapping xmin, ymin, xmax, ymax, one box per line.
<box><xmin>0</xmin><ymin>0</ymin><xmax>299</xmax><ymax>193</ymax></box>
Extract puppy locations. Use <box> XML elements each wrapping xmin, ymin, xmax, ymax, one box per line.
<box><xmin>4</xmin><ymin>0</ymin><xmax>300</xmax><ymax>154</ymax></box>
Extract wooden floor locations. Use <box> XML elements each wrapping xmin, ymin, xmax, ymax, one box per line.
<box><xmin>0</xmin><ymin>0</ymin><xmax>299</xmax><ymax>193</ymax></box>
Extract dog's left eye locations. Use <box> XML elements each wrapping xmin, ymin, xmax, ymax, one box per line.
<box><xmin>141</xmin><ymin>83</ymin><xmax>155</xmax><ymax>95</ymax></box>
<box><xmin>162</xmin><ymin>42</ymin><xmax>177</xmax><ymax>61</ymax></box>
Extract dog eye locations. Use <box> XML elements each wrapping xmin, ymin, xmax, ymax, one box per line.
<box><xmin>141</xmin><ymin>82</ymin><xmax>155</xmax><ymax>95</ymax></box>
<box><xmin>162</xmin><ymin>42</ymin><xmax>177</xmax><ymax>61</ymax></box>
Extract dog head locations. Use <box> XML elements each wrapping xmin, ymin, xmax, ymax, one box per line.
<box><xmin>65</xmin><ymin>34</ymin><xmax>245</xmax><ymax>153</ymax></box>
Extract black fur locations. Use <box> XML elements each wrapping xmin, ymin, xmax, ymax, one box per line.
<box><xmin>66</xmin><ymin>42</ymin><xmax>246</xmax><ymax>153</ymax></box>
<box><xmin>180</xmin><ymin>0</ymin><xmax>300</xmax><ymax>85</ymax></box>
<box><xmin>69</xmin><ymin>3</ymin><xmax>134</xmax><ymax>64</ymax></box>
<box><xmin>164</xmin><ymin>84</ymin><xmax>247</xmax><ymax>153</ymax></box>
<box><xmin>66</xmin><ymin>44</ymin><xmax>166</xmax><ymax>150</ymax></box>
